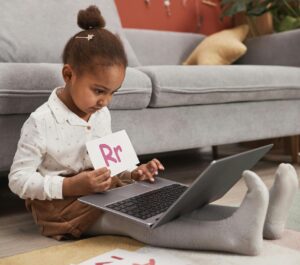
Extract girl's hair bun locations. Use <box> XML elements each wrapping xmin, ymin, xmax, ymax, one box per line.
<box><xmin>77</xmin><ymin>5</ymin><xmax>105</xmax><ymax>30</ymax></box>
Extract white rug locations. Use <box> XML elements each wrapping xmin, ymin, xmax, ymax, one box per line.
<box><xmin>137</xmin><ymin>239</ymin><xmax>300</xmax><ymax>265</ymax></box>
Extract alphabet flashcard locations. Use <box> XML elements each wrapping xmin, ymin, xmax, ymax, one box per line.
<box><xmin>86</xmin><ymin>130</ymin><xmax>139</xmax><ymax>177</ymax></box>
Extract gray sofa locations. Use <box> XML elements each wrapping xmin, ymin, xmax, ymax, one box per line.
<box><xmin>1</xmin><ymin>0</ymin><xmax>300</xmax><ymax>174</ymax></box>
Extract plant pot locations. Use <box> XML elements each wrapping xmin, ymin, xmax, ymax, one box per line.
<box><xmin>233</xmin><ymin>12</ymin><xmax>274</xmax><ymax>37</ymax></box>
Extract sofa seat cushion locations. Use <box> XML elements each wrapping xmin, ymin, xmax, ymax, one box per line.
<box><xmin>138</xmin><ymin>65</ymin><xmax>300</xmax><ymax>107</ymax></box>
<box><xmin>0</xmin><ymin>63</ymin><xmax>151</xmax><ymax>114</ymax></box>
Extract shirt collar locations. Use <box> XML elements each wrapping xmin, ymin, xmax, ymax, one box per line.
<box><xmin>48</xmin><ymin>87</ymin><xmax>89</xmax><ymax>126</ymax></box>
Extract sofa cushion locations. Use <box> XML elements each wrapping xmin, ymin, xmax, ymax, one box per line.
<box><xmin>183</xmin><ymin>24</ymin><xmax>249</xmax><ymax>65</ymax></box>
<box><xmin>0</xmin><ymin>0</ymin><xmax>140</xmax><ymax>67</ymax></box>
<box><xmin>138</xmin><ymin>65</ymin><xmax>300</xmax><ymax>107</ymax></box>
<box><xmin>0</xmin><ymin>63</ymin><xmax>151</xmax><ymax>114</ymax></box>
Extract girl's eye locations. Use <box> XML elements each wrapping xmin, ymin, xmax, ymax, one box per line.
<box><xmin>94</xmin><ymin>89</ymin><xmax>104</xmax><ymax>95</ymax></box>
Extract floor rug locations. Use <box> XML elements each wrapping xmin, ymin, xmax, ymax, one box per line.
<box><xmin>1</xmin><ymin>230</ymin><xmax>300</xmax><ymax>265</ymax></box>
<box><xmin>137</xmin><ymin>231</ymin><xmax>300</xmax><ymax>265</ymax></box>
<box><xmin>0</xmin><ymin>236</ymin><xmax>143</xmax><ymax>265</ymax></box>
<box><xmin>1</xmin><ymin>191</ymin><xmax>299</xmax><ymax>265</ymax></box>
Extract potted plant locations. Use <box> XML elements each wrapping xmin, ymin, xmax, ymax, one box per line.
<box><xmin>221</xmin><ymin>0</ymin><xmax>300</xmax><ymax>36</ymax></box>
<box><xmin>272</xmin><ymin>1</ymin><xmax>300</xmax><ymax>32</ymax></box>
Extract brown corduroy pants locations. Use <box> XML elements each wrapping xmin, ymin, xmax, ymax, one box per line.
<box><xmin>25</xmin><ymin>171</ymin><xmax>134</xmax><ymax>241</ymax></box>
<box><xmin>25</xmin><ymin>197</ymin><xmax>103</xmax><ymax>241</ymax></box>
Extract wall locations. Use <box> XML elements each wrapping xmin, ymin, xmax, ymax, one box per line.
<box><xmin>114</xmin><ymin>0</ymin><xmax>232</xmax><ymax>35</ymax></box>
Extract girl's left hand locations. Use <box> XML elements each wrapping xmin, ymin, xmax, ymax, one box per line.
<box><xmin>131</xmin><ymin>158</ymin><xmax>165</xmax><ymax>182</ymax></box>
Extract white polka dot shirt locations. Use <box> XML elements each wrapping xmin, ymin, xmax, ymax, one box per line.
<box><xmin>8</xmin><ymin>87</ymin><xmax>113</xmax><ymax>200</ymax></box>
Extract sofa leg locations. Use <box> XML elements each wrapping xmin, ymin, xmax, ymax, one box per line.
<box><xmin>212</xmin><ymin>145</ymin><xmax>218</xmax><ymax>160</ymax></box>
<box><xmin>291</xmin><ymin>135</ymin><xmax>299</xmax><ymax>164</ymax></box>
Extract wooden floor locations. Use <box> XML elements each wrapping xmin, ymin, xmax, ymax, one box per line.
<box><xmin>0</xmin><ymin>144</ymin><xmax>299</xmax><ymax>259</ymax></box>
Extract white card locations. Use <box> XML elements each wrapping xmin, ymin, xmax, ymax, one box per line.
<box><xmin>86</xmin><ymin>130</ymin><xmax>139</xmax><ymax>177</ymax></box>
<box><xmin>76</xmin><ymin>248</ymin><xmax>192</xmax><ymax>265</ymax></box>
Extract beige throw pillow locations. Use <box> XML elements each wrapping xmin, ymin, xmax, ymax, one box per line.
<box><xmin>183</xmin><ymin>24</ymin><xmax>249</xmax><ymax>65</ymax></box>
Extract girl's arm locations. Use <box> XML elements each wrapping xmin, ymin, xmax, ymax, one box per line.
<box><xmin>62</xmin><ymin>167</ymin><xmax>112</xmax><ymax>197</ymax></box>
<box><xmin>8</xmin><ymin>115</ymin><xmax>64</xmax><ymax>200</ymax></box>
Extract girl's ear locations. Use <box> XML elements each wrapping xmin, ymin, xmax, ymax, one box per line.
<box><xmin>62</xmin><ymin>64</ymin><xmax>74</xmax><ymax>83</ymax></box>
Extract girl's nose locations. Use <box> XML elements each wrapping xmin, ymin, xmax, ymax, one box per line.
<box><xmin>98</xmin><ymin>95</ymin><xmax>112</xmax><ymax>106</ymax></box>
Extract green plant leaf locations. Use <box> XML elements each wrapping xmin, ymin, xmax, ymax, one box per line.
<box><xmin>278</xmin><ymin>15</ymin><xmax>300</xmax><ymax>31</ymax></box>
<box><xmin>220</xmin><ymin>0</ymin><xmax>300</xmax><ymax>33</ymax></box>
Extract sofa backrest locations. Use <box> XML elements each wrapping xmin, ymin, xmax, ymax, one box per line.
<box><xmin>0</xmin><ymin>0</ymin><xmax>139</xmax><ymax>66</ymax></box>
<box><xmin>124</xmin><ymin>29</ymin><xmax>205</xmax><ymax>66</ymax></box>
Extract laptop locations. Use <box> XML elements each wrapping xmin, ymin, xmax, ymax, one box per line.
<box><xmin>78</xmin><ymin>144</ymin><xmax>273</xmax><ymax>229</ymax></box>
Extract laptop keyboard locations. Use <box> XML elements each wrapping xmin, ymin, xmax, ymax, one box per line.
<box><xmin>106</xmin><ymin>184</ymin><xmax>188</xmax><ymax>220</ymax></box>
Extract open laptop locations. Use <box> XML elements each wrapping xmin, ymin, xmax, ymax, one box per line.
<box><xmin>79</xmin><ymin>144</ymin><xmax>273</xmax><ymax>229</ymax></box>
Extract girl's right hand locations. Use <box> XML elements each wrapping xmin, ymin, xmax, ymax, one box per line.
<box><xmin>63</xmin><ymin>167</ymin><xmax>112</xmax><ymax>197</ymax></box>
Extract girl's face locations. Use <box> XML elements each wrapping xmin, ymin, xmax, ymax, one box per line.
<box><xmin>61</xmin><ymin>64</ymin><xmax>125</xmax><ymax>120</ymax></box>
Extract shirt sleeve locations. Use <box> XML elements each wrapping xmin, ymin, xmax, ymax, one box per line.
<box><xmin>8</xmin><ymin>115</ymin><xmax>65</xmax><ymax>200</ymax></box>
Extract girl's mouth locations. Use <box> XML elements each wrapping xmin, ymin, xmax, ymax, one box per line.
<box><xmin>91</xmin><ymin>107</ymin><xmax>102</xmax><ymax>111</ymax></box>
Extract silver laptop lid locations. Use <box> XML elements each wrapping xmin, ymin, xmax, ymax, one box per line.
<box><xmin>152</xmin><ymin>144</ymin><xmax>273</xmax><ymax>228</ymax></box>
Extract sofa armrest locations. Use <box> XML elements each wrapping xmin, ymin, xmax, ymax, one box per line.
<box><xmin>123</xmin><ymin>28</ymin><xmax>205</xmax><ymax>65</ymax></box>
<box><xmin>237</xmin><ymin>29</ymin><xmax>300</xmax><ymax>67</ymax></box>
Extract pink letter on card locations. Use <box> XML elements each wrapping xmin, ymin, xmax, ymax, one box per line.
<box><xmin>99</xmin><ymin>144</ymin><xmax>117</xmax><ymax>167</ymax></box>
<box><xmin>113</xmin><ymin>145</ymin><xmax>123</xmax><ymax>162</ymax></box>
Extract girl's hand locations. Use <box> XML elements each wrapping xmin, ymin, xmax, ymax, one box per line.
<box><xmin>131</xmin><ymin>158</ymin><xmax>165</xmax><ymax>183</ymax></box>
<box><xmin>63</xmin><ymin>167</ymin><xmax>112</xmax><ymax>197</ymax></box>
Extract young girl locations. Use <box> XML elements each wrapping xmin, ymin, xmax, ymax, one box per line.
<box><xmin>8</xmin><ymin>5</ymin><xmax>298</xmax><ymax>256</ymax></box>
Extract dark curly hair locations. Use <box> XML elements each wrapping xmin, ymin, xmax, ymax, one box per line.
<box><xmin>62</xmin><ymin>5</ymin><xmax>128</xmax><ymax>75</ymax></box>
